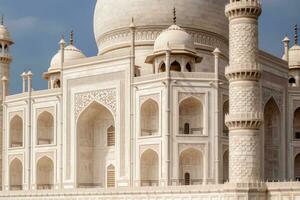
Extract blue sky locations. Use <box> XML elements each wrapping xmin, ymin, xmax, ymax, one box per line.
<box><xmin>0</xmin><ymin>0</ymin><xmax>299</xmax><ymax>94</ymax></box>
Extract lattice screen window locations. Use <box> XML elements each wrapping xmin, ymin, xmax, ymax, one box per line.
<box><xmin>107</xmin><ymin>165</ymin><xmax>115</xmax><ymax>188</ymax></box>
<box><xmin>107</xmin><ymin>126</ymin><xmax>115</xmax><ymax>146</ymax></box>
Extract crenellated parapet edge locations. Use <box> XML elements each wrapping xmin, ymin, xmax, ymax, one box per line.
<box><xmin>225</xmin><ymin>0</ymin><xmax>262</xmax><ymax>20</ymax></box>
<box><xmin>225</xmin><ymin>63</ymin><xmax>261</xmax><ymax>81</ymax></box>
<box><xmin>225</xmin><ymin>112</ymin><xmax>263</xmax><ymax>130</ymax></box>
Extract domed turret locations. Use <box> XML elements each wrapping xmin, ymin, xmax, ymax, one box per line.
<box><xmin>48</xmin><ymin>32</ymin><xmax>86</xmax><ymax>72</ymax></box>
<box><xmin>153</xmin><ymin>24</ymin><xmax>195</xmax><ymax>54</ymax></box>
<box><xmin>44</xmin><ymin>31</ymin><xmax>86</xmax><ymax>89</ymax></box>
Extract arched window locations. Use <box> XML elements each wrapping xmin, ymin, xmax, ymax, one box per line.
<box><xmin>9</xmin><ymin>158</ymin><xmax>22</xmax><ymax>190</ymax></box>
<box><xmin>77</xmin><ymin>102</ymin><xmax>115</xmax><ymax>188</ymax></box>
<box><xmin>294</xmin><ymin>108</ymin><xmax>300</xmax><ymax>139</ymax></box>
<box><xmin>179</xmin><ymin>148</ymin><xmax>203</xmax><ymax>185</ymax></box>
<box><xmin>264</xmin><ymin>98</ymin><xmax>281</xmax><ymax>181</ymax></box>
<box><xmin>107</xmin><ymin>125</ymin><xmax>115</xmax><ymax>146</ymax></box>
<box><xmin>223</xmin><ymin>100</ymin><xmax>229</xmax><ymax>137</ymax></box>
<box><xmin>0</xmin><ymin>44</ymin><xmax>2</xmax><ymax>52</ymax></box>
<box><xmin>159</xmin><ymin>63</ymin><xmax>166</xmax><ymax>73</ymax></box>
<box><xmin>107</xmin><ymin>164</ymin><xmax>115</xmax><ymax>188</ymax></box>
<box><xmin>140</xmin><ymin>149</ymin><xmax>159</xmax><ymax>186</ymax></box>
<box><xmin>4</xmin><ymin>44</ymin><xmax>8</xmax><ymax>53</ymax></box>
<box><xmin>140</xmin><ymin>99</ymin><xmax>159</xmax><ymax>136</ymax></box>
<box><xmin>36</xmin><ymin>157</ymin><xmax>54</xmax><ymax>190</ymax></box>
<box><xmin>223</xmin><ymin>150</ymin><xmax>229</xmax><ymax>183</ymax></box>
<box><xmin>53</xmin><ymin>79</ymin><xmax>60</xmax><ymax>88</ymax></box>
<box><xmin>10</xmin><ymin>115</ymin><xmax>23</xmax><ymax>148</ymax></box>
<box><xmin>179</xmin><ymin>97</ymin><xmax>203</xmax><ymax>135</ymax></box>
<box><xmin>289</xmin><ymin>76</ymin><xmax>296</xmax><ymax>86</ymax></box>
<box><xmin>186</xmin><ymin>63</ymin><xmax>192</xmax><ymax>72</ymax></box>
<box><xmin>170</xmin><ymin>61</ymin><xmax>181</xmax><ymax>72</ymax></box>
<box><xmin>295</xmin><ymin>153</ymin><xmax>300</xmax><ymax>181</ymax></box>
<box><xmin>37</xmin><ymin>111</ymin><xmax>54</xmax><ymax>145</ymax></box>
<box><xmin>184</xmin><ymin>173</ymin><xmax>190</xmax><ymax>185</ymax></box>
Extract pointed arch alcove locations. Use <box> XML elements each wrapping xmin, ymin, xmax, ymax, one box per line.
<box><xmin>37</xmin><ymin>111</ymin><xmax>54</xmax><ymax>145</ymax></box>
<box><xmin>36</xmin><ymin>156</ymin><xmax>54</xmax><ymax>190</ymax></box>
<box><xmin>263</xmin><ymin>97</ymin><xmax>281</xmax><ymax>181</ymax></box>
<box><xmin>179</xmin><ymin>148</ymin><xmax>203</xmax><ymax>185</ymax></box>
<box><xmin>140</xmin><ymin>149</ymin><xmax>159</xmax><ymax>186</ymax></box>
<box><xmin>9</xmin><ymin>158</ymin><xmax>23</xmax><ymax>190</ymax></box>
<box><xmin>77</xmin><ymin>101</ymin><xmax>115</xmax><ymax>188</ymax></box>
<box><xmin>140</xmin><ymin>99</ymin><xmax>159</xmax><ymax>136</ymax></box>
<box><xmin>179</xmin><ymin>97</ymin><xmax>203</xmax><ymax>135</ymax></box>
<box><xmin>9</xmin><ymin>115</ymin><xmax>23</xmax><ymax>148</ymax></box>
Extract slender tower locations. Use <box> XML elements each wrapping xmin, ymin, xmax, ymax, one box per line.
<box><xmin>0</xmin><ymin>16</ymin><xmax>13</xmax><ymax>189</ymax></box>
<box><xmin>225</xmin><ymin>0</ymin><xmax>262</xmax><ymax>183</ymax></box>
<box><xmin>0</xmin><ymin>16</ymin><xmax>13</xmax><ymax>97</ymax></box>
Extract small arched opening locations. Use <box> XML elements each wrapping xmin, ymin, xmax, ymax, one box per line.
<box><xmin>159</xmin><ymin>63</ymin><xmax>166</xmax><ymax>73</ymax></box>
<box><xmin>186</xmin><ymin>63</ymin><xmax>192</xmax><ymax>72</ymax></box>
<box><xmin>223</xmin><ymin>150</ymin><xmax>229</xmax><ymax>183</ymax></box>
<box><xmin>107</xmin><ymin>125</ymin><xmax>115</xmax><ymax>146</ymax></box>
<box><xmin>140</xmin><ymin>149</ymin><xmax>159</xmax><ymax>186</ymax></box>
<box><xmin>106</xmin><ymin>164</ymin><xmax>115</xmax><ymax>188</ymax></box>
<box><xmin>170</xmin><ymin>61</ymin><xmax>181</xmax><ymax>72</ymax></box>
<box><xmin>223</xmin><ymin>100</ymin><xmax>229</xmax><ymax>136</ymax></box>
<box><xmin>295</xmin><ymin>153</ymin><xmax>300</xmax><ymax>181</ymax></box>
<box><xmin>294</xmin><ymin>107</ymin><xmax>300</xmax><ymax>139</ymax></box>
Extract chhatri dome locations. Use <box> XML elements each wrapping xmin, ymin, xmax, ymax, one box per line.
<box><xmin>48</xmin><ymin>32</ymin><xmax>86</xmax><ymax>72</ymax></box>
<box><xmin>0</xmin><ymin>16</ymin><xmax>13</xmax><ymax>44</ymax></box>
<box><xmin>93</xmin><ymin>0</ymin><xmax>228</xmax><ymax>55</ymax></box>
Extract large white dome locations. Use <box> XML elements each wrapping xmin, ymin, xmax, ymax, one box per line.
<box><xmin>94</xmin><ymin>0</ymin><xmax>229</xmax><ymax>55</ymax></box>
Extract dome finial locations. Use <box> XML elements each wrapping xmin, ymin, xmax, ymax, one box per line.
<box><xmin>295</xmin><ymin>24</ymin><xmax>298</xmax><ymax>45</ymax></box>
<box><xmin>173</xmin><ymin>7</ymin><xmax>176</xmax><ymax>25</ymax></box>
<box><xmin>70</xmin><ymin>30</ymin><xmax>74</xmax><ymax>45</ymax></box>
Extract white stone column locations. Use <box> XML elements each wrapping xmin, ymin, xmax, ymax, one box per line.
<box><xmin>225</xmin><ymin>0</ymin><xmax>263</xmax><ymax>183</ymax></box>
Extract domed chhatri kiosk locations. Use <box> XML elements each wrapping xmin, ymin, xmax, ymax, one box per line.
<box><xmin>0</xmin><ymin>0</ymin><xmax>300</xmax><ymax>199</ymax></box>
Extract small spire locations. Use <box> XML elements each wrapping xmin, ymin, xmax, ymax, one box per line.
<box><xmin>130</xmin><ymin>17</ymin><xmax>135</xmax><ymax>28</ymax></box>
<box><xmin>295</xmin><ymin>24</ymin><xmax>298</xmax><ymax>45</ymax></box>
<box><xmin>70</xmin><ymin>30</ymin><xmax>74</xmax><ymax>45</ymax></box>
<box><xmin>173</xmin><ymin>7</ymin><xmax>176</xmax><ymax>25</ymax></box>
<box><xmin>1</xmin><ymin>15</ymin><xmax>3</xmax><ymax>25</ymax></box>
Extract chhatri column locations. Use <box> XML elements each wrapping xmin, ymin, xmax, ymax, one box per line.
<box><xmin>225</xmin><ymin>0</ymin><xmax>262</xmax><ymax>183</ymax></box>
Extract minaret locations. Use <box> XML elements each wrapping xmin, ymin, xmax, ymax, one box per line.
<box><xmin>0</xmin><ymin>16</ymin><xmax>13</xmax><ymax>97</ymax></box>
<box><xmin>225</xmin><ymin>0</ymin><xmax>262</xmax><ymax>183</ymax></box>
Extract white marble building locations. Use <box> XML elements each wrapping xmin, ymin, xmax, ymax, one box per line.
<box><xmin>1</xmin><ymin>0</ymin><xmax>300</xmax><ymax>199</ymax></box>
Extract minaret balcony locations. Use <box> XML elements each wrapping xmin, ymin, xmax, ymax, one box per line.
<box><xmin>225</xmin><ymin>112</ymin><xmax>263</xmax><ymax>130</ymax></box>
<box><xmin>225</xmin><ymin>0</ymin><xmax>262</xmax><ymax>19</ymax></box>
<box><xmin>0</xmin><ymin>53</ymin><xmax>12</xmax><ymax>63</ymax></box>
<box><xmin>225</xmin><ymin>63</ymin><xmax>261</xmax><ymax>81</ymax></box>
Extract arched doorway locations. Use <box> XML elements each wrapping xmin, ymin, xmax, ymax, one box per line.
<box><xmin>77</xmin><ymin>102</ymin><xmax>115</xmax><ymax>188</ymax></box>
<box><xmin>37</xmin><ymin>111</ymin><xmax>54</xmax><ymax>145</ymax></box>
<box><xmin>9</xmin><ymin>158</ymin><xmax>22</xmax><ymax>190</ymax></box>
<box><xmin>140</xmin><ymin>99</ymin><xmax>159</xmax><ymax>136</ymax></box>
<box><xmin>179</xmin><ymin>97</ymin><xmax>203</xmax><ymax>135</ymax></box>
<box><xmin>179</xmin><ymin>148</ymin><xmax>203</xmax><ymax>185</ymax></box>
<box><xmin>140</xmin><ymin>149</ymin><xmax>159</xmax><ymax>186</ymax></box>
<box><xmin>170</xmin><ymin>61</ymin><xmax>181</xmax><ymax>72</ymax></box>
<box><xmin>223</xmin><ymin>100</ymin><xmax>229</xmax><ymax>137</ymax></box>
<box><xmin>10</xmin><ymin>115</ymin><xmax>23</xmax><ymax>148</ymax></box>
<box><xmin>294</xmin><ymin>108</ymin><xmax>300</xmax><ymax>139</ymax></box>
<box><xmin>295</xmin><ymin>153</ymin><xmax>300</xmax><ymax>181</ymax></box>
<box><xmin>223</xmin><ymin>150</ymin><xmax>229</xmax><ymax>183</ymax></box>
<box><xmin>36</xmin><ymin>157</ymin><xmax>54</xmax><ymax>190</ymax></box>
<box><xmin>264</xmin><ymin>98</ymin><xmax>281</xmax><ymax>181</ymax></box>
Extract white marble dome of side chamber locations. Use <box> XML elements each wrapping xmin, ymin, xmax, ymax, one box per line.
<box><xmin>93</xmin><ymin>0</ymin><xmax>228</xmax><ymax>54</ymax></box>
<box><xmin>153</xmin><ymin>24</ymin><xmax>195</xmax><ymax>53</ymax></box>
<box><xmin>49</xmin><ymin>45</ymin><xmax>86</xmax><ymax>71</ymax></box>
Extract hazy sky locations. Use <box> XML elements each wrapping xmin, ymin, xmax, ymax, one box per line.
<box><xmin>0</xmin><ymin>0</ymin><xmax>299</xmax><ymax>94</ymax></box>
